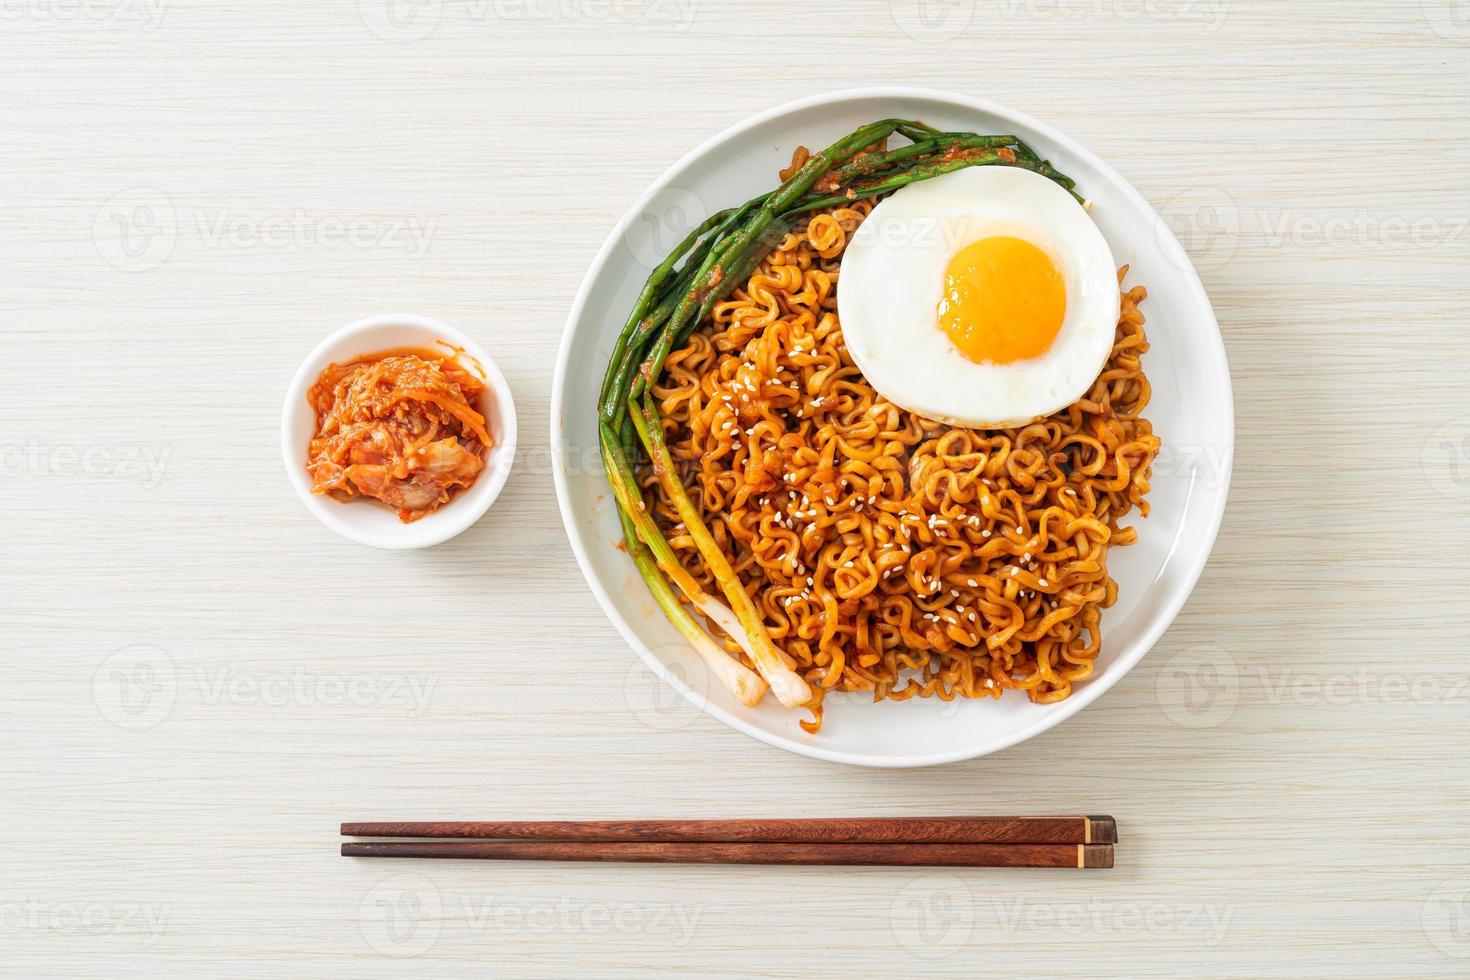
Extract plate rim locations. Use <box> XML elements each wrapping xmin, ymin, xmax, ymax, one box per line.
<box><xmin>550</xmin><ymin>85</ymin><xmax>1235</xmax><ymax>768</ymax></box>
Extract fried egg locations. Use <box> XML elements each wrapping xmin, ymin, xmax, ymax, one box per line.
<box><xmin>836</xmin><ymin>166</ymin><xmax>1118</xmax><ymax>428</ymax></box>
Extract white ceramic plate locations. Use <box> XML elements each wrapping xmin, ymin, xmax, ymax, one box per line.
<box><xmin>552</xmin><ymin>87</ymin><xmax>1233</xmax><ymax>767</ymax></box>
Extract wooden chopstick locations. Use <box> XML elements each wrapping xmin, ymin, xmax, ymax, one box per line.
<box><xmin>341</xmin><ymin>840</ymin><xmax>1114</xmax><ymax>869</ymax></box>
<box><xmin>341</xmin><ymin>815</ymin><xmax>1116</xmax><ymax>846</ymax></box>
<box><xmin>339</xmin><ymin>817</ymin><xmax>1117</xmax><ymax>867</ymax></box>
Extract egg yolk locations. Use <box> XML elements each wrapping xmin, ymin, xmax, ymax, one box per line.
<box><xmin>937</xmin><ymin>236</ymin><xmax>1066</xmax><ymax>364</ymax></box>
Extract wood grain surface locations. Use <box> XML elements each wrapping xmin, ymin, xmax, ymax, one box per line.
<box><xmin>3</xmin><ymin>1</ymin><xmax>1468</xmax><ymax>976</ymax></box>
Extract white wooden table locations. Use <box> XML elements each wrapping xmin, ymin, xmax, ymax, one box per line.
<box><xmin>4</xmin><ymin>2</ymin><xmax>1469</xmax><ymax>975</ymax></box>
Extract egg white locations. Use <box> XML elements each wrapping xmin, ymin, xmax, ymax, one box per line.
<box><xmin>836</xmin><ymin>166</ymin><xmax>1119</xmax><ymax>428</ymax></box>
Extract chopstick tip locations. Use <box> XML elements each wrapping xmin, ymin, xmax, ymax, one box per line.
<box><xmin>1085</xmin><ymin>815</ymin><xmax>1118</xmax><ymax>845</ymax></box>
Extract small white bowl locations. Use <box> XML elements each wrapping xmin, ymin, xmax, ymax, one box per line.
<box><xmin>282</xmin><ymin>314</ymin><xmax>517</xmax><ymax>550</ymax></box>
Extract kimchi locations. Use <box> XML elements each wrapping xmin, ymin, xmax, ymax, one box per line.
<box><xmin>306</xmin><ymin>346</ymin><xmax>492</xmax><ymax>523</ymax></box>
